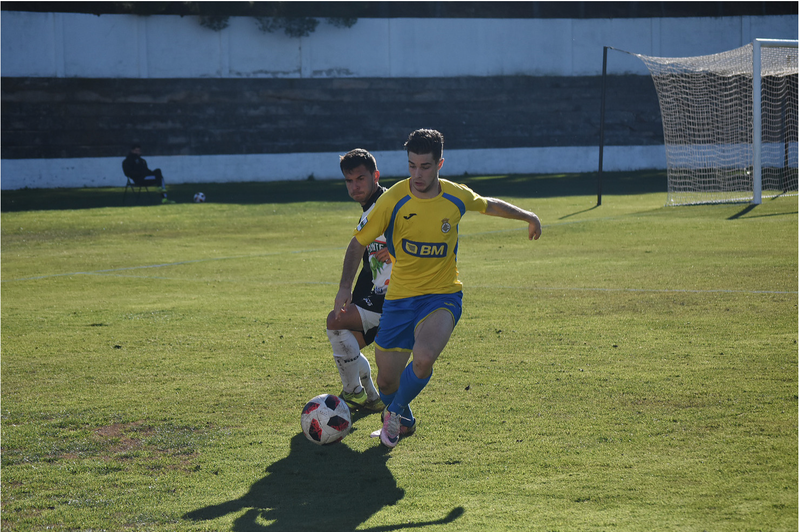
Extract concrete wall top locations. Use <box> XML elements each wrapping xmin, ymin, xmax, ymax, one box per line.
<box><xmin>2</xmin><ymin>11</ymin><xmax>797</xmax><ymax>78</ymax></box>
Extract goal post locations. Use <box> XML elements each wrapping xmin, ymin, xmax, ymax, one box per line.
<box><xmin>752</xmin><ymin>39</ymin><xmax>798</xmax><ymax>204</ymax></box>
<box><xmin>631</xmin><ymin>39</ymin><xmax>798</xmax><ymax>206</ymax></box>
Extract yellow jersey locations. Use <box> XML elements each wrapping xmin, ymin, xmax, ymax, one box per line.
<box><xmin>354</xmin><ymin>178</ymin><xmax>488</xmax><ymax>300</ymax></box>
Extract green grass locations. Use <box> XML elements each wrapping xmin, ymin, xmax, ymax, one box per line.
<box><xmin>2</xmin><ymin>172</ymin><xmax>797</xmax><ymax>531</ymax></box>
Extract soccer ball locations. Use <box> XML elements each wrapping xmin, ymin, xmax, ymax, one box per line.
<box><xmin>193</xmin><ymin>192</ymin><xmax>205</xmax><ymax>203</ymax></box>
<box><xmin>300</xmin><ymin>394</ymin><xmax>351</xmax><ymax>445</ymax></box>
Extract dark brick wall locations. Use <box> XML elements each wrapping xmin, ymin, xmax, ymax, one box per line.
<box><xmin>1</xmin><ymin>75</ymin><xmax>662</xmax><ymax>160</ymax></box>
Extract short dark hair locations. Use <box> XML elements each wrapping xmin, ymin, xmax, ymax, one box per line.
<box><xmin>404</xmin><ymin>129</ymin><xmax>444</xmax><ymax>162</ymax></box>
<box><xmin>130</xmin><ymin>143</ymin><xmax>141</xmax><ymax>150</ymax></box>
<box><xmin>340</xmin><ymin>148</ymin><xmax>377</xmax><ymax>175</ymax></box>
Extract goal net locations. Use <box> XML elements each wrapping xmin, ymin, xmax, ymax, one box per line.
<box><xmin>633</xmin><ymin>40</ymin><xmax>798</xmax><ymax>205</ymax></box>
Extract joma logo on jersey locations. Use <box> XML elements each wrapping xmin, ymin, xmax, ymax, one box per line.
<box><xmin>402</xmin><ymin>239</ymin><xmax>448</xmax><ymax>257</ymax></box>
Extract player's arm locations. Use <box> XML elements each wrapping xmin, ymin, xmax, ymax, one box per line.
<box><xmin>483</xmin><ymin>197</ymin><xmax>542</xmax><ymax>241</ymax></box>
<box><xmin>334</xmin><ymin>237</ymin><xmax>367</xmax><ymax>318</ymax></box>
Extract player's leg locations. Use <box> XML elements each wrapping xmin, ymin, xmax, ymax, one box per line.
<box><xmin>354</xmin><ymin>329</ymin><xmax>368</xmax><ymax>349</ymax></box>
<box><xmin>326</xmin><ymin>305</ymin><xmax>365</xmax><ymax>396</ymax></box>
<box><xmin>350</xmin><ymin>293</ymin><xmax>387</xmax><ymax>406</ymax></box>
<box><xmin>378</xmin><ymin>294</ymin><xmax>461</xmax><ymax>447</ymax></box>
<box><xmin>356</xmin><ymin>326</ymin><xmax>381</xmax><ymax>406</ymax></box>
<box><xmin>370</xmin><ymin>296</ymin><xmax>429</xmax><ymax>447</ymax></box>
<box><xmin>373</xmin><ymin>345</ymin><xmax>417</xmax><ymax>438</ymax></box>
<box><xmin>372</xmin><ymin>296</ymin><xmax>415</xmax><ymax>404</ymax></box>
<box><xmin>396</xmin><ymin>294</ymin><xmax>460</xmax><ymax>404</ymax></box>
<box><xmin>326</xmin><ymin>304</ymin><xmax>382</xmax><ymax>410</ymax></box>
<box><xmin>411</xmin><ymin>308</ymin><xmax>455</xmax><ymax>377</ymax></box>
<box><xmin>372</xmin><ymin>346</ymin><xmax>413</xmax><ymax>446</ymax></box>
<box><xmin>374</xmin><ymin>346</ymin><xmax>411</xmax><ymax>400</ymax></box>
<box><xmin>370</xmin><ymin>297</ymin><xmax>413</xmax><ymax>446</ymax></box>
<box><xmin>388</xmin><ymin>308</ymin><xmax>454</xmax><ymax>417</ymax></box>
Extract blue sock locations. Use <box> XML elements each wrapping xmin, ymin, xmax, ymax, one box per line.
<box><xmin>390</xmin><ymin>363</ymin><xmax>431</xmax><ymax>417</ymax></box>
<box><xmin>380</xmin><ymin>389</ymin><xmax>414</xmax><ymax>425</ymax></box>
<box><xmin>401</xmin><ymin>405</ymin><xmax>414</xmax><ymax>427</ymax></box>
<box><xmin>379</xmin><ymin>389</ymin><xmax>396</xmax><ymax>410</ymax></box>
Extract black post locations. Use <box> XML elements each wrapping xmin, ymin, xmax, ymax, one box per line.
<box><xmin>597</xmin><ymin>46</ymin><xmax>609</xmax><ymax>206</ymax></box>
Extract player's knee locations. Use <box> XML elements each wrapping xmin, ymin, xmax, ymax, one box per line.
<box><xmin>412</xmin><ymin>357</ymin><xmax>435</xmax><ymax>379</ymax></box>
<box><xmin>411</xmin><ymin>344</ymin><xmax>439</xmax><ymax>367</ymax></box>
<box><xmin>376</xmin><ymin>372</ymin><xmax>399</xmax><ymax>392</ymax></box>
<box><xmin>325</xmin><ymin>311</ymin><xmax>339</xmax><ymax>330</ymax></box>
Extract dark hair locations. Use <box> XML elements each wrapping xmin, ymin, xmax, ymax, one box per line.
<box><xmin>130</xmin><ymin>143</ymin><xmax>141</xmax><ymax>150</ymax></box>
<box><xmin>404</xmin><ymin>129</ymin><xmax>444</xmax><ymax>162</ymax></box>
<box><xmin>340</xmin><ymin>148</ymin><xmax>377</xmax><ymax>174</ymax></box>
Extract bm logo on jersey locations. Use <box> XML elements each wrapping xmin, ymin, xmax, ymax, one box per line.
<box><xmin>402</xmin><ymin>239</ymin><xmax>448</xmax><ymax>258</ymax></box>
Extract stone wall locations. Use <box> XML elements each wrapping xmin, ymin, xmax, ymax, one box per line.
<box><xmin>1</xmin><ymin>75</ymin><xmax>661</xmax><ymax>160</ymax></box>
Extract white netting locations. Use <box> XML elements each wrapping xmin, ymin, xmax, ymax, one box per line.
<box><xmin>634</xmin><ymin>42</ymin><xmax>798</xmax><ymax>205</ymax></box>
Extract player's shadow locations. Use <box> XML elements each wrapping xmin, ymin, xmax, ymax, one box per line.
<box><xmin>183</xmin><ymin>432</ymin><xmax>464</xmax><ymax>531</ymax></box>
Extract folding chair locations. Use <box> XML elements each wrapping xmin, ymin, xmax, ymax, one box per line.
<box><xmin>123</xmin><ymin>176</ymin><xmax>154</xmax><ymax>205</ymax></box>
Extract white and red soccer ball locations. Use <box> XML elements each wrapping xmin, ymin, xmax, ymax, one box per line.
<box><xmin>301</xmin><ymin>394</ymin><xmax>351</xmax><ymax>445</ymax></box>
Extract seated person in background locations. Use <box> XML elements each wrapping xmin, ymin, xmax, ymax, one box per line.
<box><xmin>122</xmin><ymin>144</ymin><xmax>175</xmax><ymax>204</ymax></box>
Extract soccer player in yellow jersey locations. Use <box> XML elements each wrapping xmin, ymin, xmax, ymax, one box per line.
<box><xmin>334</xmin><ymin>129</ymin><xmax>542</xmax><ymax>448</ymax></box>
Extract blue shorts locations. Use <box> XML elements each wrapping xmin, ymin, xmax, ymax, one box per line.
<box><xmin>375</xmin><ymin>292</ymin><xmax>463</xmax><ymax>353</ymax></box>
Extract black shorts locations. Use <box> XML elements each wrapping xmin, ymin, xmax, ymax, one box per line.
<box><xmin>353</xmin><ymin>292</ymin><xmax>384</xmax><ymax>315</ymax></box>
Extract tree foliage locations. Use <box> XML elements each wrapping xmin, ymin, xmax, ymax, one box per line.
<box><xmin>254</xmin><ymin>16</ymin><xmax>320</xmax><ymax>38</ymax></box>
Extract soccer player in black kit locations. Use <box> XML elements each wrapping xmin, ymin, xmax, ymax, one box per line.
<box><xmin>325</xmin><ymin>149</ymin><xmax>393</xmax><ymax>412</ymax></box>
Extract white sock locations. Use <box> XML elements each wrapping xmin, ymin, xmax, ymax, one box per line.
<box><xmin>327</xmin><ymin>329</ymin><xmax>363</xmax><ymax>394</ymax></box>
<box><xmin>357</xmin><ymin>355</ymin><xmax>380</xmax><ymax>402</ymax></box>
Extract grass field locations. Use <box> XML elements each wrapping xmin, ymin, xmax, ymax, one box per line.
<box><xmin>1</xmin><ymin>171</ymin><xmax>797</xmax><ymax>531</ymax></box>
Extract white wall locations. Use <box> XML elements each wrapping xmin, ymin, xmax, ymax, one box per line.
<box><xmin>2</xmin><ymin>12</ymin><xmax>797</xmax><ymax>78</ymax></box>
<box><xmin>0</xmin><ymin>146</ymin><xmax>666</xmax><ymax>190</ymax></box>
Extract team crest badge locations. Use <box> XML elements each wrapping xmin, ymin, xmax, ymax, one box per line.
<box><xmin>441</xmin><ymin>218</ymin><xmax>451</xmax><ymax>233</ymax></box>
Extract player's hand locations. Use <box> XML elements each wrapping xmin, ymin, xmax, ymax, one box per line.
<box><xmin>528</xmin><ymin>215</ymin><xmax>542</xmax><ymax>241</ymax></box>
<box><xmin>373</xmin><ymin>247</ymin><xmax>393</xmax><ymax>264</ymax></box>
<box><xmin>334</xmin><ymin>287</ymin><xmax>352</xmax><ymax>319</ymax></box>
